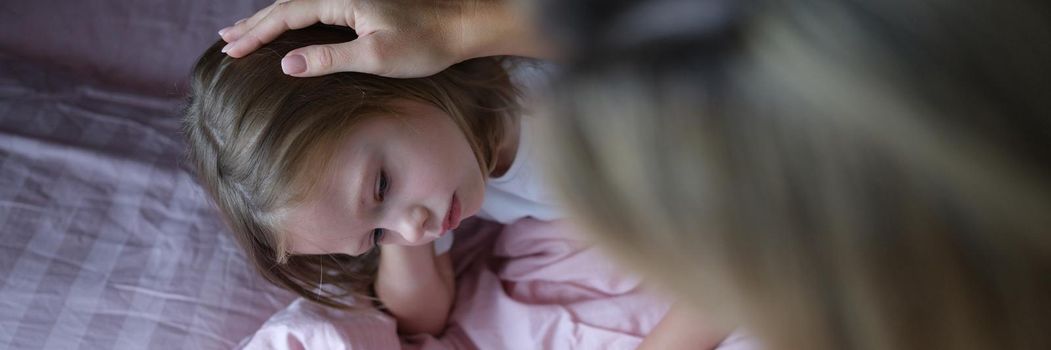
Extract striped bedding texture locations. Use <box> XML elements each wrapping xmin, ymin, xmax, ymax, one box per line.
<box><xmin>0</xmin><ymin>0</ymin><xmax>297</xmax><ymax>348</ymax></box>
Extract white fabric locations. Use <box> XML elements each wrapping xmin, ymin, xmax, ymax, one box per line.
<box><xmin>477</xmin><ymin>116</ymin><xmax>563</xmax><ymax>224</ymax></box>
<box><xmin>433</xmin><ymin>231</ymin><xmax>455</xmax><ymax>255</ymax></box>
<box><xmin>434</xmin><ymin>116</ymin><xmax>561</xmax><ymax>255</ymax></box>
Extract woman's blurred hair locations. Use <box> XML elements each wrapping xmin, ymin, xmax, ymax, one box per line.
<box><xmin>541</xmin><ymin>0</ymin><xmax>1051</xmax><ymax>349</ymax></box>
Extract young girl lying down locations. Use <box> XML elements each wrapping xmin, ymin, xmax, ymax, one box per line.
<box><xmin>183</xmin><ymin>25</ymin><xmax>561</xmax><ymax>335</ymax></box>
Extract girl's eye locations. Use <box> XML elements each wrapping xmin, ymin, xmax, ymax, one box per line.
<box><xmin>376</xmin><ymin>170</ymin><xmax>389</xmax><ymax>201</ymax></box>
<box><xmin>372</xmin><ymin>228</ymin><xmax>385</xmax><ymax>249</ymax></box>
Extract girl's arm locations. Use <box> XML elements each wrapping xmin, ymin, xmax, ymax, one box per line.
<box><xmin>374</xmin><ymin>243</ymin><xmax>455</xmax><ymax>336</ymax></box>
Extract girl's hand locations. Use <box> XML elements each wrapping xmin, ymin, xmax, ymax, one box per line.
<box><xmin>217</xmin><ymin>0</ymin><xmax>551</xmax><ymax>78</ymax></box>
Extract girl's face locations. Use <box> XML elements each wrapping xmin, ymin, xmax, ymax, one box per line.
<box><xmin>282</xmin><ymin>99</ymin><xmax>485</xmax><ymax>256</ymax></box>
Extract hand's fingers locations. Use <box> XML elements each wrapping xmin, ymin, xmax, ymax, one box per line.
<box><xmin>219</xmin><ymin>0</ymin><xmax>289</xmax><ymax>42</ymax></box>
<box><xmin>223</xmin><ymin>0</ymin><xmax>327</xmax><ymax>58</ymax></box>
<box><xmin>281</xmin><ymin>35</ymin><xmax>391</xmax><ymax>77</ymax></box>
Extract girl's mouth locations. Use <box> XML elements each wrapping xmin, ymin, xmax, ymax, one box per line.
<box><xmin>441</xmin><ymin>193</ymin><xmax>461</xmax><ymax>233</ymax></box>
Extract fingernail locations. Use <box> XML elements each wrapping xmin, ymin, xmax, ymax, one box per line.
<box><xmin>221</xmin><ymin>42</ymin><xmax>233</xmax><ymax>54</ymax></box>
<box><xmin>218</xmin><ymin>27</ymin><xmax>232</xmax><ymax>38</ymax></box>
<box><xmin>281</xmin><ymin>54</ymin><xmax>307</xmax><ymax>75</ymax></box>
<box><xmin>235</xmin><ymin>18</ymin><xmax>247</xmax><ymax>25</ymax></box>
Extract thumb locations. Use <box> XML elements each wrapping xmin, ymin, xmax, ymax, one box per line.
<box><xmin>281</xmin><ymin>35</ymin><xmax>389</xmax><ymax>77</ymax></box>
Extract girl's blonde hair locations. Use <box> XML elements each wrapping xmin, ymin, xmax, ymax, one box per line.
<box><xmin>183</xmin><ymin>26</ymin><xmax>518</xmax><ymax>309</ymax></box>
<box><xmin>542</xmin><ymin>0</ymin><xmax>1051</xmax><ymax>349</ymax></box>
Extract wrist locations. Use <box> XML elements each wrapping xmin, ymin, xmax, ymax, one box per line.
<box><xmin>455</xmin><ymin>1</ymin><xmax>554</xmax><ymax>60</ymax></box>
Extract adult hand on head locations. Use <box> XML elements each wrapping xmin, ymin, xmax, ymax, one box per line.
<box><xmin>217</xmin><ymin>0</ymin><xmax>551</xmax><ymax>78</ymax></box>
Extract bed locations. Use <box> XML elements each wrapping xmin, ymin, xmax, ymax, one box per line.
<box><xmin>0</xmin><ymin>0</ymin><xmax>297</xmax><ymax>348</ymax></box>
<box><xmin>0</xmin><ymin>1</ymin><xmax>760</xmax><ymax>349</ymax></box>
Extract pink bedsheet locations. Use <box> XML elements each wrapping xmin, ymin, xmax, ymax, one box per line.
<box><xmin>236</xmin><ymin>218</ymin><xmax>761</xmax><ymax>350</ymax></box>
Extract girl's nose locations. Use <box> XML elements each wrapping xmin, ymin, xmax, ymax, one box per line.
<box><xmin>387</xmin><ymin>204</ymin><xmax>431</xmax><ymax>245</ymax></box>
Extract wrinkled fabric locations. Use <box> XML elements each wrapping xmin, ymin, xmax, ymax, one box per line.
<box><xmin>238</xmin><ymin>219</ymin><xmax>763</xmax><ymax>350</ymax></box>
<box><xmin>0</xmin><ymin>1</ymin><xmax>299</xmax><ymax>348</ymax></box>
<box><xmin>0</xmin><ymin>55</ymin><xmax>297</xmax><ymax>349</ymax></box>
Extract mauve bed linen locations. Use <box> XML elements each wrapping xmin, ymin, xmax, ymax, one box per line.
<box><xmin>237</xmin><ymin>218</ymin><xmax>762</xmax><ymax>350</ymax></box>
<box><xmin>0</xmin><ymin>1</ymin><xmax>298</xmax><ymax>349</ymax></box>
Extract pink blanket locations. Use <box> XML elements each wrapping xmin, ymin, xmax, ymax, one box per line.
<box><xmin>236</xmin><ymin>219</ymin><xmax>758</xmax><ymax>349</ymax></box>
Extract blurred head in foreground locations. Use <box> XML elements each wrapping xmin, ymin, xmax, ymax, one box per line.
<box><xmin>541</xmin><ymin>0</ymin><xmax>1051</xmax><ymax>349</ymax></box>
